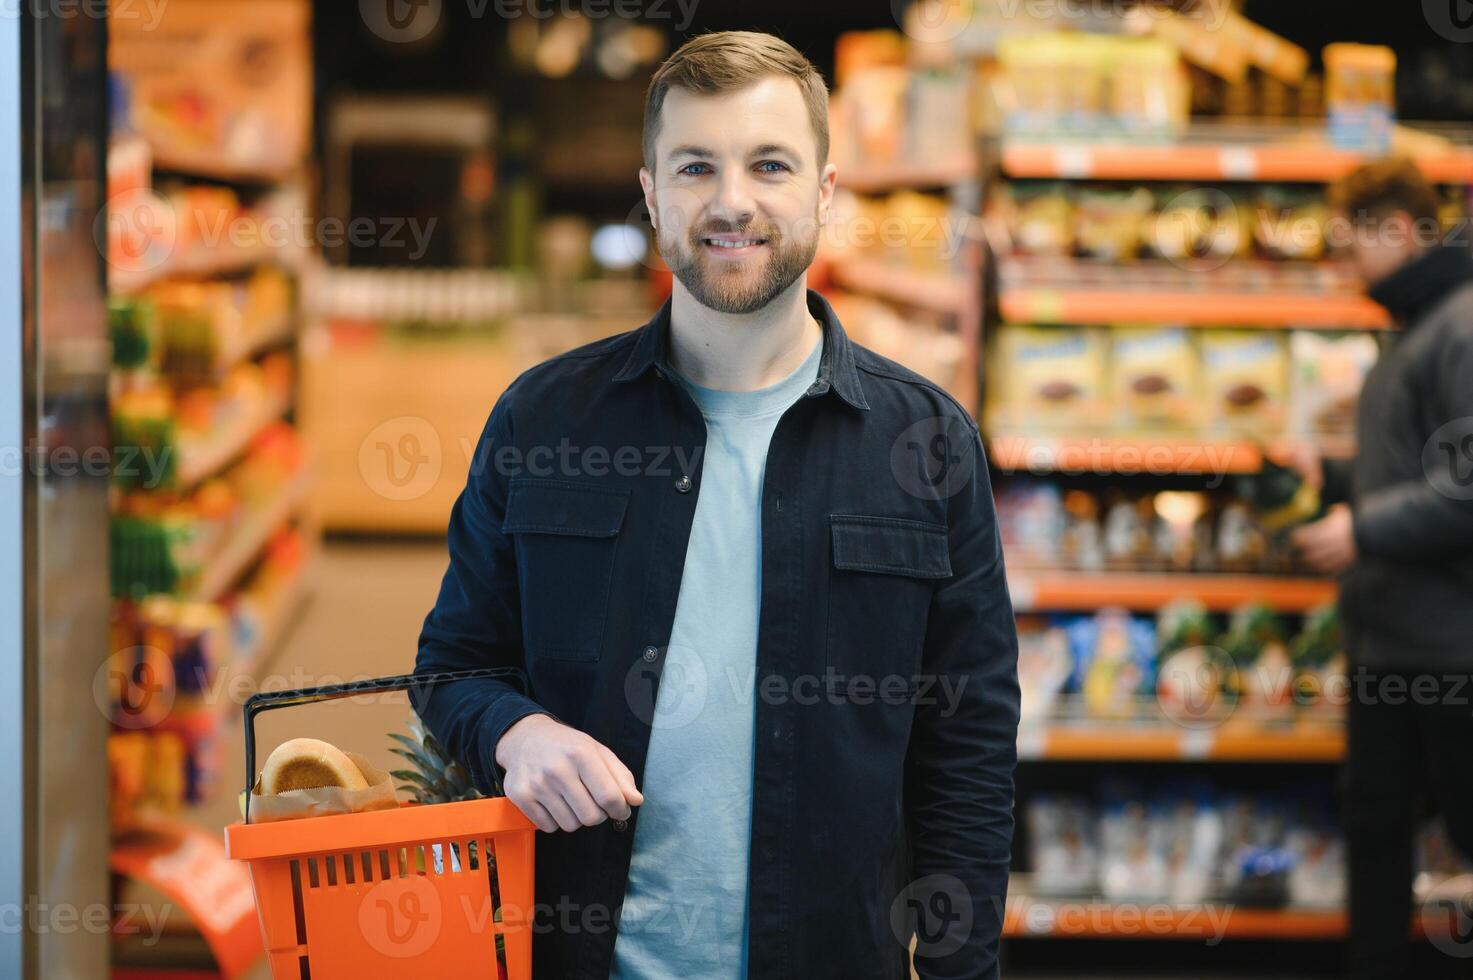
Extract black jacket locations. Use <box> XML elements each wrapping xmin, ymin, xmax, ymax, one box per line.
<box><xmin>413</xmin><ymin>290</ymin><xmax>1021</xmax><ymax>979</ymax></box>
<box><xmin>1332</xmin><ymin>244</ymin><xmax>1473</xmax><ymax>667</ymax></box>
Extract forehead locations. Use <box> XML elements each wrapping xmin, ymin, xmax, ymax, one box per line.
<box><xmin>654</xmin><ymin>75</ymin><xmax>816</xmax><ymax>164</ymax></box>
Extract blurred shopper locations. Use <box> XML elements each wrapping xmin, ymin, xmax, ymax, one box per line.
<box><xmin>1288</xmin><ymin>158</ymin><xmax>1473</xmax><ymax>979</ymax></box>
<box><xmin>414</xmin><ymin>31</ymin><xmax>1019</xmax><ymax>980</ymax></box>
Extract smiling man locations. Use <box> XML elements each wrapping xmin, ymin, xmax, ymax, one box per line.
<box><xmin>414</xmin><ymin>31</ymin><xmax>1019</xmax><ymax>980</ymax></box>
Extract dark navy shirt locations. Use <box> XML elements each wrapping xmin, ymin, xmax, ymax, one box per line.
<box><xmin>414</xmin><ymin>289</ymin><xmax>1020</xmax><ymax>980</ymax></box>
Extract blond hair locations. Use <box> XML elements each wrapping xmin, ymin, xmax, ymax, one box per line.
<box><xmin>643</xmin><ymin>31</ymin><xmax>829</xmax><ymax>172</ymax></box>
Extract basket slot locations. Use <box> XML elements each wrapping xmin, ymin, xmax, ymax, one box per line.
<box><xmin>361</xmin><ymin>851</ymin><xmax>374</xmax><ymax>883</ymax></box>
<box><xmin>378</xmin><ymin>848</ymin><xmax>391</xmax><ymax>880</ymax></box>
<box><xmin>324</xmin><ymin>854</ymin><xmax>338</xmax><ymax>887</ymax></box>
<box><xmin>484</xmin><ymin>838</ymin><xmax>503</xmax><ymax>920</ymax></box>
<box><xmin>305</xmin><ymin>857</ymin><xmax>319</xmax><ymax>889</ymax></box>
<box><xmin>341</xmin><ymin>853</ymin><xmax>355</xmax><ymax>885</ymax></box>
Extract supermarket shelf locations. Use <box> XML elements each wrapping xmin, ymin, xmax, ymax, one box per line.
<box><xmin>831</xmin><ymin>258</ymin><xmax>970</xmax><ymax>315</ymax></box>
<box><xmin>990</xmin><ymin>434</ymin><xmax>1263</xmax><ymax>475</ymax></box>
<box><xmin>1007</xmin><ymin>569</ymin><xmax>1336</xmax><ymax>613</ymax></box>
<box><xmin>1017</xmin><ymin>719</ymin><xmax>1345</xmax><ymax>762</ymax></box>
<box><xmin>111</xmin><ymin>238</ymin><xmax>279</xmax><ymax>296</ymax></box>
<box><xmin>149</xmin><ymin>144</ymin><xmax>298</xmax><ymax>186</ymax></box>
<box><xmin>212</xmin><ymin>312</ymin><xmax>294</xmax><ymax>377</ymax></box>
<box><xmin>236</xmin><ymin>548</ymin><xmax>317</xmax><ymax>670</ymax></box>
<box><xmin>172</xmin><ymin>389</ymin><xmax>291</xmax><ymax>488</ymax></box>
<box><xmin>188</xmin><ymin>472</ymin><xmax>310</xmax><ymax>603</ymax></box>
<box><xmin>999</xmin><ymin>125</ymin><xmax>1473</xmax><ymax>184</ymax></box>
<box><xmin>999</xmin><ymin>286</ymin><xmax>1388</xmax><ymax>327</ymax></box>
<box><xmin>840</xmin><ymin>154</ymin><xmax>976</xmax><ymax>194</ymax></box>
<box><xmin>1003</xmin><ymin>891</ymin><xmax>1347</xmax><ymax>940</ymax></box>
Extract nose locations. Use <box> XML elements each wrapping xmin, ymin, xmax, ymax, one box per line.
<box><xmin>708</xmin><ymin>169</ymin><xmax>756</xmax><ymax>228</ymax></box>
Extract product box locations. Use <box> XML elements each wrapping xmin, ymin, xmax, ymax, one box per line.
<box><xmin>1289</xmin><ymin>332</ymin><xmax>1378</xmax><ymax>436</ymax></box>
<box><xmin>990</xmin><ymin>325</ymin><xmax>1109</xmax><ymax>430</ymax></box>
<box><xmin>1199</xmin><ymin>329</ymin><xmax>1290</xmax><ymax>434</ymax></box>
<box><xmin>1110</xmin><ymin>325</ymin><xmax>1201</xmax><ymax>429</ymax></box>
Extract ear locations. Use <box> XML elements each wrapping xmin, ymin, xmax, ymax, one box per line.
<box><xmin>639</xmin><ymin>167</ymin><xmax>657</xmax><ymax>230</ymax></box>
<box><xmin>817</xmin><ymin>161</ymin><xmax>838</xmax><ymax>227</ymax></box>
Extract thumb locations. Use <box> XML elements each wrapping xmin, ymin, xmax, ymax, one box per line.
<box><xmin>599</xmin><ymin>744</ymin><xmax>644</xmax><ymax>806</ymax></box>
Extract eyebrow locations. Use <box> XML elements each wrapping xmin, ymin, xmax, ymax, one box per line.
<box><xmin>666</xmin><ymin>142</ymin><xmax>803</xmax><ymax>164</ymax></box>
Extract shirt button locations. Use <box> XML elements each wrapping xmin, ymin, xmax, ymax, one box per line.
<box><xmin>675</xmin><ymin>475</ymin><xmax>692</xmax><ymax>493</ymax></box>
<box><xmin>613</xmin><ymin>817</ymin><xmax>628</xmax><ymax>832</ymax></box>
<box><xmin>642</xmin><ymin>646</ymin><xmax>659</xmax><ymax>662</ymax></box>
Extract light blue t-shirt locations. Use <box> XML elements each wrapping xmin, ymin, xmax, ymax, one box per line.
<box><xmin>608</xmin><ymin>334</ymin><xmax>823</xmax><ymax>980</ymax></box>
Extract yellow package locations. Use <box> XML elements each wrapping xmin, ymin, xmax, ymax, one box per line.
<box><xmin>1199</xmin><ymin>330</ymin><xmax>1290</xmax><ymax>434</ymax></box>
<box><xmin>990</xmin><ymin>325</ymin><xmax>1108</xmax><ymax>431</ymax></box>
<box><xmin>1110</xmin><ymin>325</ymin><xmax>1200</xmax><ymax>429</ymax></box>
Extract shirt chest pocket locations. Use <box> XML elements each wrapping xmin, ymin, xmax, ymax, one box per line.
<box><xmin>503</xmin><ymin>478</ymin><xmax>630</xmax><ymax>662</ymax></box>
<box><xmin>825</xmin><ymin>514</ymin><xmax>951</xmax><ymax>694</ymax></box>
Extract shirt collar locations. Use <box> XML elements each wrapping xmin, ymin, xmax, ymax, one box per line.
<box><xmin>612</xmin><ymin>288</ymin><xmax>870</xmax><ymax>411</ymax></box>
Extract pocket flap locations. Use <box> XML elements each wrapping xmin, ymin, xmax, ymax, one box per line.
<box><xmin>503</xmin><ymin>479</ymin><xmax>630</xmax><ymax>537</ymax></box>
<box><xmin>829</xmin><ymin>515</ymin><xmax>951</xmax><ymax>579</ymax></box>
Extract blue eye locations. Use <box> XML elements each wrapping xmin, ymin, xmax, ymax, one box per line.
<box><xmin>680</xmin><ymin>163</ymin><xmax>710</xmax><ymax>176</ymax></box>
<box><xmin>757</xmin><ymin>161</ymin><xmax>790</xmax><ymax>173</ymax></box>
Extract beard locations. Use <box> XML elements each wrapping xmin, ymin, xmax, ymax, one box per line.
<box><xmin>657</xmin><ymin>210</ymin><xmax>819</xmax><ymax>315</ymax></box>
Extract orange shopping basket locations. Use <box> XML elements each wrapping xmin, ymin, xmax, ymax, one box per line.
<box><xmin>223</xmin><ymin>668</ymin><xmax>536</xmax><ymax>980</ymax></box>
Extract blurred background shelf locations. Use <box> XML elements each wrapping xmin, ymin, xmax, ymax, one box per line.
<box><xmin>831</xmin><ymin>257</ymin><xmax>972</xmax><ymax>316</ymax></box>
<box><xmin>1008</xmin><ymin>570</ymin><xmax>1337</xmax><ymax>613</ymax></box>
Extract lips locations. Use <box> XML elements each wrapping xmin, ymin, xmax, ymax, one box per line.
<box><xmin>704</xmin><ymin>238</ymin><xmax>766</xmax><ymax>248</ymax></box>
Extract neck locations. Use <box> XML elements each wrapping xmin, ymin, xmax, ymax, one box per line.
<box><xmin>667</xmin><ymin>277</ymin><xmax>822</xmax><ymax>392</ymax></box>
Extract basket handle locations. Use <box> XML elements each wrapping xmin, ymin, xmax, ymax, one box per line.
<box><xmin>242</xmin><ymin>667</ymin><xmax>528</xmax><ymax>823</ymax></box>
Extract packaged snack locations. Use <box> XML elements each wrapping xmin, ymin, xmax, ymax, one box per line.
<box><xmin>1098</xmin><ymin>779</ymin><xmax>1172</xmax><ymax>903</ymax></box>
<box><xmin>1220</xmin><ymin>603</ymin><xmax>1294</xmax><ymax>711</ymax></box>
<box><xmin>990</xmin><ymin>325</ymin><xmax>1109</xmax><ymax>430</ymax></box>
<box><xmin>1290</xmin><ymin>604</ymin><xmax>1345</xmax><ymax>708</ymax></box>
<box><xmin>1253</xmin><ymin>187</ymin><xmax>1328</xmax><ymax>261</ymax></box>
<box><xmin>995</xmin><ymin>479</ymin><xmax>1066</xmax><ymax>567</ymax></box>
<box><xmin>1102</xmin><ymin>495</ymin><xmax>1152</xmax><ymax>569</ymax></box>
<box><xmin>1072</xmin><ymin>608</ymin><xmax>1156</xmax><ymax>718</ymax></box>
<box><xmin>1017</xmin><ymin>616</ymin><xmax>1073</xmax><ymax>721</ymax></box>
<box><xmin>1062</xmin><ymin>489</ymin><xmax>1105</xmax><ymax>571</ymax></box>
<box><xmin>1199</xmin><ymin>330</ymin><xmax>1290</xmax><ymax>434</ymax></box>
<box><xmin>1289</xmin><ymin>332</ymin><xmax>1378</xmax><ymax>436</ymax></box>
<box><xmin>1324</xmin><ymin>43</ymin><xmax>1395</xmax><ymax>153</ymax></box>
<box><xmin>1110</xmin><ymin>326</ymin><xmax>1200</xmax><ymax>429</ymax></box>
<box><xmin>1008</xmin><ymin>181</ymin><xmax>1074</xmax><ymax>256</ymax></box>
<box><xmin>1074</xmin><ymin>187</ymin><xmax>1153</xmax><ymax>262</ymax></box>
<box><xmin>1146</xmin><ymin>186</ymin><xmax>1252</xmax><ymax>263</ymax></box>
<box><xmin>1215</xmin><ymin>501</ymin><xmax>1270</xmax><ymax>572</ymax></box>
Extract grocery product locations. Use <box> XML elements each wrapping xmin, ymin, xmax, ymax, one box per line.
<box><xmin>1324</xmin><ymin>43</ymin><xmax>1395</xmax><ymax>153</ymax></box>
<box><xmin>1006</xmin><ymin>182</ymin><xmax>1074</xmax><ymax>257</ymax></box>
<box><xmin>989</xmin><ymin>324</ymin><xmax>1108</xmax><ymax>430</ymax></box>
<box><xmin>1069</xmin><ymin>608</ymin><xmax>1156</xmax><ymax>719</ymax></box>
<box><xmin>1145</xmin><ymin>186</ymin><xmax>1252</xmax><ymax>264</ymax></box>
<box><xmin>1110</xmin><ymin>325</ymin><xmax>1200</xmax><ymax>429</ymax></box>
<box><xmin>1289</xmin><ymin>331</ymin><xmax>1378</xmax><ymax>437</ymax></box>
<box><xmin>1199</xmin><ymin>329</ymin><xmax>1290</xmax><ymax>434</ymax></box>
<box><xmin>1252</xmin><ymin>187</ymin><xmax>1328</xmax><ymax>261</ymax></box>
<box><xmin>262</xmin><ymin>737</ymin><xmax>369</xmax><ymax>794</ymax></box>
<box><xmin>1220</xmin><ymin>603</ymin><xmax>1294</xmax><ymax>711</ymax></box>
<box><xmin>1235</xmin><ymin>456</ymin><xmax>1326</xmax><ymax>536</ymax></box>
<box><xmin>1074</xmin><ymin>187</ymin><xmax>1153</xmax><ymax>262</ymax></box>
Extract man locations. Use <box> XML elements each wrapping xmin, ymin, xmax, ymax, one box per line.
<box><xmin>1288</xmin><ymin>158</ymin><xmax>1473</xmax><ymax>979</ymax></box>
<box><xmin>413</xmin><ymin>30</ymin><xmax>1020</xmax><ymax>980</ymax></box>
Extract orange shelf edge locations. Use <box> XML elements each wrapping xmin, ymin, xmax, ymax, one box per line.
<box><xmin>1007</xmin><ymin>570</ymin><xmax>1337</xmax><ymax>613</ymax></box>
<box><xmin>999</xmin><ymin>288</ymin><xmax>1389</xmax><ymax>328</ymax></box>
<box><xmin>990</xmin><ymin>434</ymin><xmax>1263</xmax><ymax>475</ymax></box>
<box><xmin>1004</xmin><ymin>899</ymin><xmax>1348</xmax><ymax>940</ymax></box>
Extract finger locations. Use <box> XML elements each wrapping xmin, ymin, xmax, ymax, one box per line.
<box><xmin>575</xmin><ymin>757</ymin><xmax>629</xmax><ymax>823</ymax></box>
<box><xmin>547</xmin><ymin>762</ymin><xmax>610</xmax><ymax>827</ymax></box>
<box><xmin>598</xmin><ymin>745</ymin><xmax>644</xmax><ymax>807</ymax></box>
<box><xmin>539</xmin><ymin>787</ymin><xmax>584</xmax><ymax>833</ymax></box>
<box><xmin>519</xmin><ymin>799</ymin><xmax>559</xmax><ymax>834</ymax></box>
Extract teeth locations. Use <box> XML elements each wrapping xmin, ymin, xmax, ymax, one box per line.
<box><xmin>707</xmin><ymin>239</ymin><xmax>761</xmax><ymax>248</ymax></box>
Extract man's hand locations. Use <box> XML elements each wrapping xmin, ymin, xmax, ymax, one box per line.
<box><xmin>495</xmin><ymin>714</ymin><xmax>644</xmax><ymax>833</ymax></box>
<box><xmin>1291</xmin><ymin>503</ymin><xmax>1357</xmax><ymax>574</ymax></box>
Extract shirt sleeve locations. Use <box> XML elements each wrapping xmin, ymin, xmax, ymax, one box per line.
<box><xmin>412</xmin><ymin>393</ymin><xmax>558</xmax><ymax>795</ymax></box>
<box><xmin>904</xmin><ymin>422</ymin><xmax>1020</xmax><ymax>980</ymax></box>
<box><xmin>1353</xmin><ymin>322</ymin><xmax>1473</xmax><ymax>560</ymax></box>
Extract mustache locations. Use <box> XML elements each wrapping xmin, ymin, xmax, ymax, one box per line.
<box><xmin>689</xmin><ymin>222</ymin><xmax>779</xmax><ymax>241</ymax></box>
